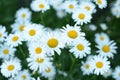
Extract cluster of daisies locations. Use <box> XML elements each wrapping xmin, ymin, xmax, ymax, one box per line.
<box><xmin>111</xmin><ymin>0</ymin><xmax>120</xmax><ymax>18</ymax></box>
<box><xmin>0</xmin><ymin>0</ymin><xmax>120</xmax><ymax>80</ymax></box>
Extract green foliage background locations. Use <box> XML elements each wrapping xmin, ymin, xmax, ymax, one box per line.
<box><xmin>0</xmin><ymin>0</ymin><xmax>120</xmax><ymax>80</ymax></box>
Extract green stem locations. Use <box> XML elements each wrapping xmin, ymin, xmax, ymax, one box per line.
<box><xmin>18</xmin><ymin>45</ymin><xmax>25</xmax><ymax>59</ymax></box>
<box><xmin>40</xmin><ymin>13</ymin><xmax>45</xmax><ymax>26</ymax></box>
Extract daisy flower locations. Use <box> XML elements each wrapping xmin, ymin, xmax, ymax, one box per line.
<box><xmin>0</xmin><ymin>44</ymin><xmax>16</xmax><ymax>60</ymax></box>
<box><xmin>111</xmin><ymin>6</ymin><xmax>120</xmax><ymax>18</ymax></box>
<box><xmin>56</xmin><ymin>10</ymin><xmax>67</xmax><ymax>18</ymax></box>
<box><xmin>96</xmin><ymin>40</ymin><xmax>117</xmax><ymax>58</ymax></box>
<box><xmin>69</xmin><ymin>39</ymin><xmax>91</xmax><ymax>59</ymax></box>
<box><xmin>88</xmin><ymin>24</ymin><xmax>97</xmax><ymax>31</ymax></box>
<box><xmin>5</xmin><ymin>32</ymin><xmax>23</xmax><ymax>47</ymax></box>
<box><xmin>89</xmin><ymin>55</ymin><xmax>110</xmax><ymax>75</ymax></box>
<box><xmin>14</xmin><ymin>70</ymin><xmax>32</xmax><ymax>80</ymax></box>
<box><xmin>61</xmin><ymin>24</ymin><xmax>85</xmax><ymax>46</ymax></box>
<box><xmin>81</xmin><ymin>61</ymin><xmax>93</xmax><ymax>75</ymax></box>
<box><xmin>94</xmin><ymin>0</ymin><xmax>107</xmax><ymax>9</ymax></box>
<box><xmin>72</xmin><ymin>9</ymin><xmax>92</xmax><ymax>25</ymax></box>
<box><xmin>95</xmin><ymin>32</ymin><xmax>110</xmax><ymax>44</ymax></box>
<box><xmin>99</xmin><ymin>23</ymin><xmax>108</xmax><ymax>30</ymax></box>
<box><xmin>103</xmin><ymin>68</ymin><xmax>112</xmax><ymax>78</ymax></box>
<box><xmin>112</xmin><ymin>66</ymin><xmax>120</xmax><ymax>80</ymax></box>
<box><xmin>27</xmin><ymin>56</ymin><xmax>52</xmax><ymax>73</ymax></box>
<box><xmin>0</xmin><ymin>25</ymin><xmax>7</xmax><ymax>42</ymax></box>
<box><xmin>30</xmin><ymin>0</ymin><xmax>50</xmax><ymax>12</ymax></box>
<box><xmin>0</xmin><ymin>57</ymin><xmax>21</xmax><ymax>78</ymax></box>
<box><xmin>32</xmin><ymin>77</ymin><xmax>41</xmax><ymax>80</ymax></box>
<box><xmin>63</xmin><ymin>0</ymin><xmax>78</xmax><ymax>13</ymax></box>
<box><xmin>15</xmin><ymin>8</ymin><xmax>31</xmax><ymax>21</ymax></box>
<box><xmin>23</xmin><ymin>23</ymin><xmax>43</xmax><ymax>42</ymax></box>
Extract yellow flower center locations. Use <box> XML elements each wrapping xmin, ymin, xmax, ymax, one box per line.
<box><xmin>29</xmin><ymin>29</ymin><xmax>36</xmax><ymax>36</ymax></box>
<box><xmin>36</xmin><ymin>58</ymin><xmax>44</xmax><ymax>63</ymax></box>
<box><xmin>45</xmin><ymin>67</ymin><xmax>51</xmax><ymax>73</ymax></box>
<box><xmin>78</xmin><ymin>13</ymin><xmax>85</xmax><ymax>20</ymax></box>
<box><xmin>39</xmin><ymin>4</ymin><xmax>45</xmax><ymax>9</ymax></box>
<box><xmin>85</xmin><ymin>6</ymin><xmax>91</xmax><ymax>11</ymax></box>
<box><xmin>35</xmin><ymin>47</ymin><xmax>42</xmax><ymax>54</ymax></box>
<box><xmin>102</xmin><ymin>45</ymin><xmax>110</xmax><ymax>53</ymax></box>
<box><xmin>69</xmin><ymin>4</ymin><xmax>74</xmax><ymax>9</ymax></box>
<box><xmin>77</xmin><ymin>44</ymin><xmax>84</xmax><ymax>51</ymax></box>
<box><xmin>85</xmin><ymin>64</ymin><xmax>90</xmax><ymax>69</ymax></box>
<box><xmin>7</xmin><ymin>65</ymin><xmax>15</xmax><ymax>71</ymax></box>
<box><xmin>68</xmin><ymin>30</ymin><xmax>78</xmax><ymax>39</ymax></box>
<box><xmin>12</xmin><ymin>36</ymin><xmax>19</xmax><ymax>42</ymax></box>
<box><xmin>3</xmin><ymin>49</ymin><xmax>9</xmax><ymax>55</ymax></box>
<box><xmin>21</xmin><ymin>13</ymin><xmax>26</xmax><ymax>18</ymax></box>
<box><xmin>96</xmin><ymin>61</ymin><xmax>103</xmax><ymax>68</ymax></box>
<box><xmin>22</xmin><ymin>75</ymin><xmax>27</xmax><ymax>79</ymax></box>
<box><xmin>118</xmin><ymin>73</ymin><xmax>120</xmax><ymax>76</ymax></box>
<box><xmin>47</xmin><ymin>38</ymin><xmax>58</xmax><ymax>48</ymax></box>
<box><xmin>0</xmin><ymin>33</ymin><xmax>2</xmax><ymax>37</ymax></box>
<box><xmin>100</xmin><ymin>36</ymin><xmax>104</xmax><ymax>41</ymax></box>
<box><xmin>97</xmin><ymin>0</ymin><xmax>102</xmax><ymax>4</ymax></box>
<box><xmin>19</xmin><ymin>25</ymin><xmax>24</xmax><ymax>31</ymax></box>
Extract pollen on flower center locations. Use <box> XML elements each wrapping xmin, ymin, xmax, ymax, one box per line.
<box><xmin>85</xmin><ymin>64</ymin><xmax>90</xmax><ymax>69</ymax></box>
<box><xmin>78</xmin><ymin>13</ymin><xmax>85</xmax><ymax>20</ymax></box>
<box><xmin>68</xmin><ymin>30</ymin><xmax>78</xmax><ymax>39</ymax></box>
<box><xmin>22</xmin><ymin>75</ymin><xmax>27</xmax><ymax>79</ymax></box>
<box><xmin>96</xmin><ymin>61</ymin><xmax>103</xmax><ymax>68</ymax></box>
<box><xmin>3</xmin><ymin>49</ymin><xmax>9</xmax><ymax>55</ymax></box>
<box><xmin>7</xmin><ymin>65</ymin><xmax>15</xmax><ymax>71</ymax></box>
<box><xmin>97</xmin><ymin>0</ymin><xmax>102</xmax><ymax>4</ymax></box>
<box><xmin>85</xmin><ymin>6</ymin><xmax>91</xmax><ymax>11</ymax></box>
<box><xmin>45</xmin><ymin>67</ymin><xmax>51</xmax><ymax>73</ymax></box>
<box><xmin>100</xmin><ymin>36</ymin><xmax>104</xmax><ymax>41</ymax></box>
<box><xmin>19</xmin><ymin>25</ymin><xmax>24</xmax><ymax>31</ymax></box>
<box><xmin>0</xmin><ymin>33</ymin><xmax>2</xmax><ymax>37</ymax></box>
<box><xmin>47</xmin><ymin>38</ymin><xmax>58</xmax><ymax>48</ymax></box>
<box><xmin>35</xmin><ymin>47</ymin><xmax>42</xmax><ymax>54</ymax></box>
<box><xmin>69</xmin><ymin>4</ymin><xmax>74</xmax><ymax>9</ymax></box>
<box><xmin>12</xmin><ymin>36</ymin><xmax>19</xmax><ymax>42</ymax></box>
<box><xmin>29</xmin><ymin>29</ymin><xmax>36</xmax><ymax>36</ymax></box>
<box><xmin>39</xmin><ymin>4</ymin><xmax>45</xmax><ymax>9</ymax></box>
<box><xmin>21</xmin><ymin>13</ymin><xmax>26</xmax><ymax>18</ymax></box>
<box><xmin>77</xmin><ymin>44</ymin><xmax>84</xmax><ymax>51</ymax></box>
<box><xmin>102</xmin><ymin>45</ymin><xmax>110</xmax><ymax>53</ymax></box>
<box><xmin>36</xmin><ymin>58</ymin><xmax>44</xmax><ymax>63</ymax></box>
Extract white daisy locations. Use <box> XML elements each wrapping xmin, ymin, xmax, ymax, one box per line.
<box><xmin>96</xmin><ymin>40</ymin><xmax>117</xmax><ymax>58</ymax></box>
<box><xmin>56</xmin><ymin>10</ymin><xmax>67</xmax><ymax>18</ymax></box>
<box><xmin>0</xmin><ymin>25</ymin><xmax>7</xmax><ymax>42</ymax></box>
<box><xmin>72</xmin><ymin>9</ymin><xmax>92</xmax><ymax>25</ymax></box>
<box><xmin>89</xmin><ymin>55</ymin><xmax>110</xmax><ymax>75</ymax></box>
<box><xmin>0</xmin><ymin>57</ymin><xmax>21</xmax><ymax>78</ymax></box>
<box><xmin>5</xmin><ymin>32</ymin><xmax>23</xmax><ymax>47</ymax></box>
<box><xmin>88</xmin><ymin>24</ymin><xmax>97</xmax><ymax>31</ymax></box>
<box><xmin>100</xmin><ymin>23</ymin><xmax>108</xmax><ymax>30</ymax></box>
<box><xmin>61</xmin><ymin>24</ymin><xmax>85</xmax><ymax>46</ymax></box>
<box><xmin>0</xmin><ymin>44</ymin><xmax>16</xmax><ymax>60</ymax></box>
<box><xmin>27</xmin><ymin>56</ymin><xmax>52</xmax><ymax>73</ymax></box>
<box><xmin>95</xmin><ymin>32</ymin><xmax>110</xmax><ymax>44</ymax></box>
<box><xmin>111</xmin><ymin>6</ymin><xmax>120</xmax><ymax>18</ymax></box>
<box><xmin>69</xmin><ymin>39</ymin><xmax>91</xmax><ymax>59</ymax></box>
<box><xmin>30</xmin><ymin>0</ymin><xmax>50</xmax><ymax>12</ymax></box>
<box><xmin>15</xmin><ymin>8</ymin><xmax>31</xmax><ymax>21</ymax></box>
<box><xmin>14</xmin><ymin>70</ymin><xmax>32</xmax><ymax>80</ymax></box>
<box><xmin>81</xmin><ymin>61</ymin><xmax>93</xmax><ymax>75</ymax></box>
<box><xmin>113</xmin><ymin>66</ymin><xmax>120</xmax><ymax>80</ymax></box>
<box><xmin>103</xmin><ymin>68</ymin><xmax>112</xmax><ymax>78</ymax></box>
<box><xmin>94</xmin><ymin>0</ymin><xmax>107</xmax><ymax>9</ymax></box>
<box><xmin>32</xmin><ymin>77</ymin><xmax>41</xmax><ymax>80</ymax></box>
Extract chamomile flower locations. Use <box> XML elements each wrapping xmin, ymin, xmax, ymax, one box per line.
<box><xmin>61</xmin><ymin>24</ymin><xmax>85</xmax><ymax>46</ymax></box>
<box><xmin>0</xmin><ymin>57</ymin><xmax>21</xmax><ymax>78</ymax></box>
<box><xmin>41</xmin><ymin>64</ymin><xmax>56</xmax><ymax>79</ymax></box>
<box><xmin>88</xmin><ymin>24</ymin><xmax>97</xmax><ymax>31</ymax></box>
<box><xmin>112</xmin><ymin>66</ymin><xmax>120</xmax><ymax>80</ymax></box>
<box><xmin>14</xmin><ymin>70</ymin><xmax>32</xmax><ymax>80</ymax></box>
<box><xmin>63</xmin><ymin>0</ymin><xmax>78</xmax><ymax>13</ymax></box>
<box><xmin>100</xmin><ymin>23</ymin><xmax>108</xmax><ymax>30</ymax></box>
<box><xmin>96</xmin><ymin>40</ymin><xmax>117</xmax><ymax>58</ymax></box>
<box><xmin>94</xmin><ymin>0</ymin><xmax>107</xmax><ymax>9</ymax></box>
<box><xmin>95</xmin><ymin>33</ymin><xmax>110</xmax><ymax>44</ymax></box>
<box><xmin>27</xmin><ymin>56</ymin><xmax>52</xmax><ymax>73</ymax></box>
<box><xmin>69</xmin><ymin>39</ymin><xmax>91</xmax><ymax>59</ymax></box>
<box><xmin>72</xmin><ymin>9</ymin><xmax>92</xmax><ymax>25</ymax></box>
<box><xmin>15</xmin><ymin>8</ymin><xmax>31</xmax><ymax>21</ymax></box>
<box><xmin>0</xmin><ymin>44</ymin><xmax>16</xmax><ymax>60</ymax></box>
<box><xmin>30</xmin><ymin>0</ymin><xmax>50</xmax><ymax>12</ymax></box>
<box><xmin>43</xmin><ymin>31</ymin><xmax>65</xmax><ymax>55</ymax></box>
<box><xmin>23</xmin><ymin>23</ymin><xmax>43</xmax><ymax>42</ymax></box>
<box><xmin>0</xmin><ymin>25</ymin><xmax>7</xmax><ymax>42</ymax></box>
<box><xmin>89</xmin><ymin>55</ymin><xmax>110</xmax><ymax>75</ymax></box>
<box><xmin>5</xmin><ymin>33</ymin><xmax>23</xmax><ymax>47</ymax></box>
<box><xmin>103</xmin><ymin>68</ymin><xmax>112</xmax><ymax>78</ymax></box>
<box><xmin>81</xmin><ymin>61</ymin><xmax>93</xmax><ymax>75</ymax></box>
<box><xmin>111</xmin><ymin>6</ymin><xmax>120</xmax><ymax>18</ymax></box>
<box><xmin>56</xmin><ymin>10</ymin><xmax>67</xmax><ymax>18</ymax></box>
